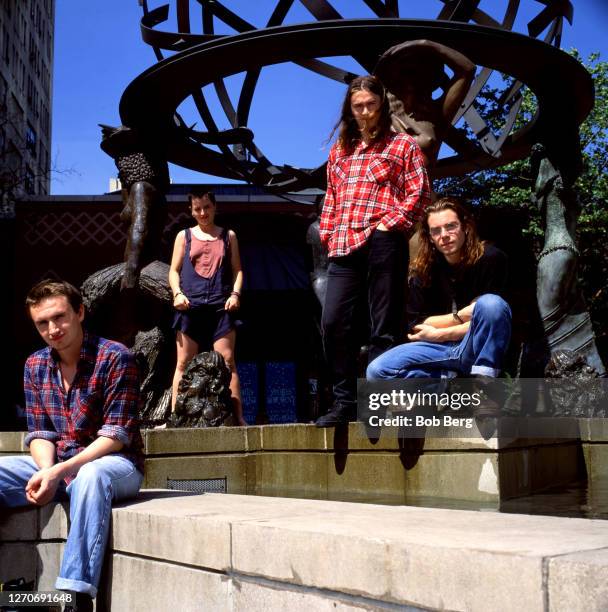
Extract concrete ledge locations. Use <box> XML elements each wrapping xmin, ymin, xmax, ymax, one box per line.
<box><xmin>105</xmin><ymin>492</ymin><xmax>608</xmax><ymax>611</ymax></box>
<box><xmin>4</xmin><ymin>493</ymin><xmax>608</xmax><ymax>610</ymax></box>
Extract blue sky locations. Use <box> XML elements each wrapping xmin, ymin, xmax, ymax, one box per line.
<box><xmin>51</xmin><ymin>0</ymin><xmax>608</xmax><ymax>195</ymax></box>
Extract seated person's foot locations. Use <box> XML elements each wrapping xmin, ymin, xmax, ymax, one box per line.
<box><xmin>315</xmin><ymin>403</ymin><xmax>356</xmax><ymax>428</ymax></box>
<box><xmin>64</xmin><ymin>592</ymin><xmax>93</xmax><ymax>612</ymax></box>
<box><xmin>471</xmin><ymin>375</ymin><xmax>501</xmax><ymax>419</ymax></box>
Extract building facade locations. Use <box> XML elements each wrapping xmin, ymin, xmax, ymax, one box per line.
<box><xmin>0</xmin><ymin>0</ymin><xmax>54</xmax><ymax>199</ymax></box>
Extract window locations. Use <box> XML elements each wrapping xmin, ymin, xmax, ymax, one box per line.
<box><xmin>26</xmin><ymin>123</ymin><xmax>37</xmax><ymax>157</ymax></box>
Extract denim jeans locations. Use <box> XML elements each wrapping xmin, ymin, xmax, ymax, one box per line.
<box><xmin>0</xmin><ymin>454</ymin><xmax>143</xmax><ymax>598</ymax></box>
<box><xmin>322</xmin><ymin>230</ymin><xmax>407</xmax><ymax>407</ymax></box>
<box><xmin>367</xmin><ymin>294</ymin><xmax>512</xmax><ymax>379</ymax></box>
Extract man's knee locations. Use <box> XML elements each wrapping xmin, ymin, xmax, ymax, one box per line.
<box><xmin>473</xmin><ymin>294</ymin><xmax>511</xmax><ymax>324</ymax></box>
<box><xmin>71</xmin><ymin>462</ymin><xmax>109</xmax><ymax>493</ymax></box>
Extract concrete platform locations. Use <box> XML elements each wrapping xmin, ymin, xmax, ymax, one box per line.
<box><xmin>2</xmin><ymin>492</ymin><xmax>608</xmax><ymax>611</ymax></box>
<box><xmin>142</xmin><ymin>422</ymin><xmax>584</xmax><ymax>505</ymax></box>
<box><xmin>0</xmin><ymin>423</ymin><xmax>589</xmax><ymax>506</ymax></box>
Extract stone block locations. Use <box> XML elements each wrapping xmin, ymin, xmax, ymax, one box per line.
<box><xmin>231</xmin><ymin>577</ymin><xmax>377</xmax><ymax>611</ymax></box>
<box><xmin>0</xmin><ymin>506</ymin><xmax>38</xmax><ymax>541</ymax></box>
<box><xmin>254</xmin><ymin>452</ymin><xmax>328</xmax><ymax>499</ymax></box>
<box><xmin>548</xmin><ymin>547</ymin><xmax>608</xmax><ymax>611</ymax></box>
<box><xmin>387</xmin><ymin>542</ymin><xmax>545</xmax><ymax>611</ymax></box>
<box><xmin>0</xmin><ymin>432</ymin><xmax>26</xmax><ymax>453</ymax></box>
<box><xmin>583</xmin><ymin>443</ymin><xmax>608</xmax><ymax>479</ymax></box>
<box><xmin>39</xmin><ymin>503</ymin><xmax>69</xmax><ymax>540</ymax></box>
<box><xmin>104</xmin><ymin>554</ymin><xmax>232</xmax><ymax>612</ymax></box>
<box><xmin>403</xmin><ymin>452</ymin><xmax>500</xmax><ymax>502</ymax></box>
<box><xmin>143</xmin><ymin>427</ymin><xmax>248</xmax><ymax>456</ymax></box>
<box><xmin>326</xmin><ymin>452</ymin><xmax>405</xmax><ymax>504</ymax></box>
<box><xmin>231</xmin><ymin>500</ymin><xmax>608</xmax><ymax>610</ymax></box>
<box><xmin>260</xmin><ymin>424</ymin><xmax>327</xmax><ymax>451</ymax></box>
<box><xmin>111</xmin><ymin>494</ymin><xmax>231</xmax><ymax>570</ymax></box>
<box><xmin>36</xmin><ymin>542</ymin><xmax>64</xmax><ymax>591</ymax></box>
<box><xmin>0</xmin><ymin>543</ymin><xmax>37</xmax><ymax>584</ymax></box>
<box><xmin>142</xmin><ymin>454</ymin><xmax>248</xmax><ymax>493</ymax></box>
<box><xmin>246</xmin><ymin>426</ymin><xmax>262</xmax><ymax>452</ymax></box>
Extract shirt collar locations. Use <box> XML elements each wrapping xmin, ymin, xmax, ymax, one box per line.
<box><xmin>48</xmin><ymin>329</ymin><xmax>97</xmax><ymax>368</ymax></box>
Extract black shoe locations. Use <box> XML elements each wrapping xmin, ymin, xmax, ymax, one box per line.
<box><xmin>315</xmin><ymin>403</ymin><xmax>356</xmax><ymax>428</ymax></box>
<box><xmin>471</xmin><ymin>376</ymin><xmax>501</xmax><ymax>420</ymax></box>
<box><xmin>64</xmin><ymin>593</ymin><xmax>93</xmax><ymax>612</ymax></box>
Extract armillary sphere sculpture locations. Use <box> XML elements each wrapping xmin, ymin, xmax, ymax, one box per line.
<box><xmin>118</xmin><ymin>0</ymin><xmax>592</xmax><ymax>190</ymax></box>
<box><xmin>95</xmin><ymin>0</ymin><xmax>604</xmax><ymax>389</ymax></box>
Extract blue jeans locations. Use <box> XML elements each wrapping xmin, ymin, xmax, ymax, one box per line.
<box><xmin>0</xmin><ymin>454</ymin><xmax>143</xmax><ymax>598</ymax></box>
<box><xmin>367</xmin><ymin>294</ymin><xmax>512</xmax><ymax>379</ymax></box>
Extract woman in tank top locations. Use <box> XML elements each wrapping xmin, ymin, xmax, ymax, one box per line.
<box><xmin>168</xmin><ymin>190</ymin><xmax>246</xmax><ymax>426</ymax></box>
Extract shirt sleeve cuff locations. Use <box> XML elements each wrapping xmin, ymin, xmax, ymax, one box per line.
<box><xmin>380</xmin><ymin>212</ymin><xmax>410</xmax><ymax>232</ymax></box>
<box><xmin>97</xmin><ymin>425</ymin><xmax>131</xmax><ymax>446</ymax></box>
<box><xmin>24</xmin><ymin>431</ymin><xmax>60</xmax><ymax>447</ymax></box>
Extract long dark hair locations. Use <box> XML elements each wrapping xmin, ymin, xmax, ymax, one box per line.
<box><xmin>411</xmin><ymin>197</ymin><xmax>484</xmax><ymax>286</ymax></box>
<box><xmin>331</xmin><ymin>75</ymin><xmax>391</xmax><ymax>154</ymax></box>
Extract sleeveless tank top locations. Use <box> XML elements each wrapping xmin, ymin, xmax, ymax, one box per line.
<box><xmin>179</xmin><ymin>228</ymin><xmax>233</xmax><ymax>306</ymax></box>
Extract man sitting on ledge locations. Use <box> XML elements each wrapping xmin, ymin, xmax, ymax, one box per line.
<box><xmin>367</xmin><ymin>197</ymin><xmax>511</xmax><ymax>409</ymax></box>
<box><xmin>0</xmin><ymin>280</ymin><xmax>144</xmax><ymax>612</ymax></box>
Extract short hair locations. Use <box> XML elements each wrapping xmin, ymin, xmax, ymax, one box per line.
<box><xmin>187</xmin><ymin>190</ymin><xmax>216</xmax><ymax>206</ymax></box>
<box><xmin>25</xmin><ymin>279</ymin><xmax>83</xmax><ymax>316</ymax></box>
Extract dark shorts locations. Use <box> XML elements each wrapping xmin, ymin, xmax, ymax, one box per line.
<box><xmin>172</xmin><ymin>304</ymin><xmax>240</xmax><ymax>349</ymax></box>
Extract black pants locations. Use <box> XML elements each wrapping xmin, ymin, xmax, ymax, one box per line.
<box><xmin>321</xmin><ymin>230</ymin><xmax>407</xmax><ymax>408</ymax></box>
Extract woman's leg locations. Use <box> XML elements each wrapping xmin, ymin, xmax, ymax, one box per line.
<box><xmin>171</xmin><ymin>331</ymin><xmax>199</xmax><ymax>412</ymax></box>
<box><xmin>214</xmin><ymin>329</ymin><xmax>246</xmax><ymax>426</ymax></box>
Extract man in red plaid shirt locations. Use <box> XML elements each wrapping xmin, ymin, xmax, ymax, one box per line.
<box><xmin>316</xmin><ymin>75</ymin><xmax>431</xmax><ymax>427</ymax></box>
<box><xmin>0</xmin><ymin>279</ymin><xmax>143</xmax><ymax>612</ymax></box>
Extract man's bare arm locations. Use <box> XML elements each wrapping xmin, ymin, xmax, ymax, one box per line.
<box><xmin>408</xmin><ymin>322</ymin><xmax>470</xmax><ymax>343</ymax></box>
<box><xmin>29</xmin><ymin>438</ymin><xmax>56</xmax><ymax>469</ymax></box>
<box><xmin>26</xmin><ymin>437</ymin><xmax>123</xmax><ymax>506</ymax></box>
<box><xmin>422</xmin><ymin>302</ymin><xmax>476</xmax><ymax>329</ymax></box>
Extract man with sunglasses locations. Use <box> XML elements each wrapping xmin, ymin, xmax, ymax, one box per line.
<box><xmin>367</xmin><ymin>197</ymin><xmax>511</xmax><ymax>387</ymax></box>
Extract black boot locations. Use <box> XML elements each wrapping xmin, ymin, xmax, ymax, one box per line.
<box><xmin>315</xmin><ymin>403</ymin><xmax>356</xmax><ymax>428</ymax></box>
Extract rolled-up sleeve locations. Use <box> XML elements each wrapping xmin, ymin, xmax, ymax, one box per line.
<box><xmin>98</xmin><ymin>349</ymin><xmax>140</xmax><ymax>446</ymax></box>
<box><xmin>23</xmin><ymin>361</ymin><xmax>60</xmax><ymax>447</ymax></box>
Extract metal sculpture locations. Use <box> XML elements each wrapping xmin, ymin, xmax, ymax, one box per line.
<box><xmin>531</xmin><ymin>144</ymin><xmax>605</xmax><ymax>376</ymax></box>
<box><xmin>121</xmin><ymin>0</ymin><xmax>591</xmax><ymax>190</ymax></box>
<box><xmin>100</xmin><ymin>125</ymin><xmax>169</xmax><ymax>290</ymax></box>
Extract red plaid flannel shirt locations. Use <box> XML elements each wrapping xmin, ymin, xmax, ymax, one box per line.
<box><xmin>319</xmin><ymin>132</ymin><xmax>431</xmax><ymax>257</ymax></box>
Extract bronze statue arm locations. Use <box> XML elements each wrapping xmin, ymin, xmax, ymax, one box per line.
<box><xmin>410</xmin><ymin>39</ymin><xmax>475</xmax><ymax>123</ymax></box>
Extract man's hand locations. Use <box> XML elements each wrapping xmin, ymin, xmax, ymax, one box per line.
<box><xmin>25</xmin><ymin>466</ymin><xmax>61</xmax><ymax>506</ymax></box>
<box><xmin>407</xmin><ymin>324</ymin><xmax>446</xmax><ymax>342</ymax></box>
